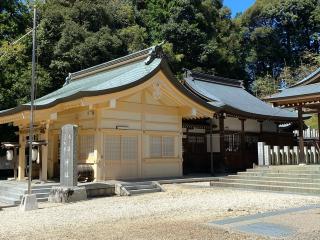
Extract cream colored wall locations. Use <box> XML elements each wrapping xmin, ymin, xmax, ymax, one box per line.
<box><xmin>96</xmin><ymin>95</ymin><xmax>182</xmax><ymax>180</ymax></box>
<box><xmin>47</xmin><ymin>91</ymin><xmax>183</xmax><ymax>180</ymax></box>
<box><xmin>13</xmin><ymin>71</ymin><xmax>213</xmax><ymax>181</ymax></box>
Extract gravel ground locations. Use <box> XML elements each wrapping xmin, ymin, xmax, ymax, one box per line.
<box><xmin>1</xmin><ymin>182</ymin><xmax>320</xmax><ymax>240</ymax></box>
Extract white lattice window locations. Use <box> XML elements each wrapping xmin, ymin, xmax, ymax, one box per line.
<box><xmin>79</xmin><ymin>135</ymin><xmax>95</xmax><ymax>160</ymax></box>
<box><xmin>121</xmin><ymin>136</ymin><xmax>138</xmax><ymax>160</ymax></box>
<box><xmin>162</xmin><ymin>136</ymin><xmax>175</xmax><ymax>157</ymax></box>
<box><xmin>150</xmin><ymin>136</ymin><xmax>162</xmax><ymax>157</ymax></box>
<box><xmin>150</xmin><ymin>136</ymin><xmax>175</xmax><ymax>158</ymax></box>
<box><xmin>103</xmin><ymin>135</ymin><xmax>121</xmax><ymax>160</ymax></box>
<box><xmin>103</xmin><ymin>135</ymin><xmax>138</xmax><ymax>161</ymax></box>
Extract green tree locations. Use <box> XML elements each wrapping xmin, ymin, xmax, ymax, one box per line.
<box><xmin>0</xmin><ymin>0</ymin><xmax>30</xmax><ymax>42</ymax></box>
<box><xmin>252</xmin><ymin>73</ymin><xmax>278</xmax><ymax>98</ymax></box>
<box><xmin>136</xmin><ymin>0</ymin><xmax>248</xmax><ymax>80</ymax></box>
<box><xmin>241</xmin><ymin>0</ymin><xmax>320</xmax><ymax>81</ymax></box>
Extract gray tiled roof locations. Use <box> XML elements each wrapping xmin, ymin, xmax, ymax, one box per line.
<box><xmin>184</xmin><ymin>71</ymin><xmax>297</xmax><ymax>120</ymax></box>
<box><xmin>269</xmin><ymin>82</ymin><xmax>320</xmax><ymax>100</ymax></box>
<box><xmin>292</xmin><ymin>67</ymin><xmax>320</xmax><ymax>86</ymax></box>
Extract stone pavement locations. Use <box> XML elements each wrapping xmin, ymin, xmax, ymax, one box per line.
<box><xmin>209</xmin><ymin>204</ymin><xmax>320</xmax><ymax>239</ymax></box>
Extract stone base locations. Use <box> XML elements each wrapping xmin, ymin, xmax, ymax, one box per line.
<box><xmin>48</xmin><ymin>186</ymin><xmax>87</xmax><ymax>203</ymax></box>
<box><xmin>20</xmin><ymin>194</ymin><xmax>38</xmax><ymax>211</ymax></box>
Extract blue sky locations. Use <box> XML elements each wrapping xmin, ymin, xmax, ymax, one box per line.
<box><xmin>224</xmin><ymin>0</ymin><xmax>256</xmax><ymax>17</ymax></box>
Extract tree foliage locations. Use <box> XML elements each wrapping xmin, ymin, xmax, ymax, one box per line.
<box><xmin>0</xmin><ymin>0</ymin><xmax>319</xmax><ymax>110</ymax></box>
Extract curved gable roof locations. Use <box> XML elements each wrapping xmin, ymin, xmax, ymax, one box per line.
<box><xmin>0</xmin><ymin>45</ymin><xmax>297</xmax><ymax>122</ymax></box>
<box><xmin>0</xmin><ymin>46</ymin><xmax>164</xmax><ymax>117</ymax></box>
<box><xmin>183</xmin><ymin>71</ymin><xmax>297</xmax><ymax>121</ymax></box>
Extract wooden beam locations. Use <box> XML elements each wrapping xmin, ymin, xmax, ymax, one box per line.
<box><xmin>239</xmin><ymin>118</ymin><xmax>246</xmax><ymax>169</ymax></box>
<box><xmin>298</xmin><ymin>106</ymin><xmax>305</xmax><ymax>164</ymax></box>
<box><xmin>219</xmin><ymin>113</ymin><xmax>225</xmax><ymax>168</ymax></box>
<box><xmin>318</xmin><ymin>112</ymin><xmax>320</xmax><ymax>143</ymax></box>
<box><xmin>210</xmin><ymin>117</ymin><xmax>214</xmax><ymax>175</ymax></box>
<box><xmin>258</xmin><ymin>120</ymin><xmax>263</xmax><ymax>141</ymax></box>
<box><xmin>18</xmin><ymin>132</ymin><xmax>26</xmax><ymax>181</ymax></box>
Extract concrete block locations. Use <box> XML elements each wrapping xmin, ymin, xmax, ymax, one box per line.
<box><xmin>20</xmin><ymin>194</ymin><xmax>38</xmax><ymax>211</ymax></box>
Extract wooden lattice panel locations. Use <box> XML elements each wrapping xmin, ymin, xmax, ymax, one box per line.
<box><xmin>79</xmin><ymin>135</ymin><xmax>95</xmax><ymax>160</ymax></box>
<box><xmin>103</xmin><ymin>135</ymin><xmax>121</xmax><ymax>161</ymax></box>
<box><xmin>121</xmin><ymin>136</ymin><xmax>138</xmax><ymax>161</ymax></box>
<box><xmin>162</xmin><ymin>136</ymin><xmax>175</xmax><ymax>157</ymax></box>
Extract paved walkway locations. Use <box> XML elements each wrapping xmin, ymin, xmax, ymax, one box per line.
<box><xmin>209</xmin><ymin>204</ymin><xmax>320</xmax><ymax>239</ymax></box>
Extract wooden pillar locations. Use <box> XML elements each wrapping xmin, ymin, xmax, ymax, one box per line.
<box><xmin>94</xmin><ymin>107</ymin><xmax>103</xmax><ymax>181</ymax></box>
<box><xmin>298</xmin><ymin>106</ymin><xmax>305</xmax><ymax>164</ymax></box>
<box><xmin>240</xmin><ymin>118</ymin><xmax>246</xmax><ymax>168</ymax></box>
<box><xmin>318</xmin><ymin>112</ymin><xmax>320</xmax><ymax>143</ymax></box>
<box><xmin>219</xmin><ymin>113</ymin><xmax>225</xmax><ymax>167</ymax></box>
<box><xmin>13</xmin><ymin>147</ymin><xmax>18</xmax><ymax>179</ymax></box>
<box><xmin>275</xmin><ymin>122</ymin><xmax>280</xmax><ymax>145</ymax></box>
<box><xmin>18</xmin><ymin>131</ymin><xmax>26</xmax><ymax>181</ymax></box>
<box><xmin>210</xmin><ymin>117</ymin><xmax>214</xmax><ymax>175</ymax></box>
<box><xmin>41</xmin><ymin>123</ymin><xmax>49</xmax><ymax>181</ymax></box>
<box><xmin>140</xmin><ymin>91</ymin><xmax>146</xmax><ymax>178</ymax></box>
<box><xmin>47</xmin><ymin>133</ymin><xmax>55</xmax><ymax>179</ymax></box>
<box><xmin>258</xmin><ymin>120</ymin><xmax>263</xmax><ymax>141</ymax></box>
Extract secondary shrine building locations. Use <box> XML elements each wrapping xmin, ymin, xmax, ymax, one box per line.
<box><xmin>0</xmin><ymin>44</ymin><xmax>298</xmax><ymax>182</ymax></box>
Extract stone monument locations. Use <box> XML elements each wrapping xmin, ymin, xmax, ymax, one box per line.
<box><xmin>49</xmin><ymin>124</ymin><xmax>87</xmax><ymax>203</ymax></box>
<box><xmin>257</xmin><ymin>142</ymin><xmax>265</xmax><ymax>166</ymax></box>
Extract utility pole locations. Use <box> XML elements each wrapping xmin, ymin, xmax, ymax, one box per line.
<box><xmin>21</xmin><ymin>5</ymin><xmax>38</xmax><ymax>211</ymax></box>
<box><xmin>28</xmin><ymin>5</ymin><xmax>37</xmax><ymax>195</ymax></box>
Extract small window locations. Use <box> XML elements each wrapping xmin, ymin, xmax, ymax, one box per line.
<box><xmin>150</xmin><ymin>135</ymin><xmax>175</xmax><ymax>158</ymax></box>
<box><xmin>103</xmin><ymin>134</ymin><xmax>138</xmax><ymax>161</ymax></box>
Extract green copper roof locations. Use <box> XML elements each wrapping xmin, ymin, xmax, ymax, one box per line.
<box><xmin>0</xmin><ymin>45</ymin><xmax>298</xmax><ymax>122</ymax></box>
<box><xmin>0</xmin><ymin>46</ymin><xmax>163</xmax><ymax>117</ymax></box>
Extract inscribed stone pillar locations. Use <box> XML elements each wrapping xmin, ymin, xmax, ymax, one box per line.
<box><xmin>273</xmin><ymin>146</ymin><xmax>280</xmax><ymax>165</ymax></box>
<box><xmin>49</xmin><ymin>124</ymin><xmax>87</xmax><ymax>203</ymax></box>
<box><xmin>263</xmin><ymin>145</ymin><xmax>271</xmax><ymax>166</ymax></box>
<box><xmin>60</xmin><ymin>124</ymin><xmax>78</xmax><ymax>187</ymax></box>
<box><xmin>283</xmin><ymin>146</ymin><xmax>290</xmax><ymax>165</ymax></box>
<box><xmin>258</xmin><ymin>142</ymin><xmax>265</xmax><ymax>166</ymax></box>
<box><xmin>293</xmin><ymin>146</ymin><xmax>299</xmax><ymax>165</ymax></box>
<box><xmin>304</xmin><ymin>147</ymin><xmax>309</xmax><ymax>164</ymax></box>
<box><xmin>279</xmin><ymin>149</ymin><xmax>284</xmax><ymax>165</ymax></box>
<box><xmin>311</xmin><ymin>146</ymin><xmax>317</xmax><ymax>164</ymax></box>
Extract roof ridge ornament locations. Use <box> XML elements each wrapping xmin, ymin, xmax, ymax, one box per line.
<box><xmin>144</xmin><ymin>41</ymin><xmax>165</xmax><ymax>65</ymax></box>
<box><xmin>63</xmin><ymin>73</ymin><xmax>72</xmax><ymax>86</ymax></box>
<box><xmin>185</xmin><ymin>69</ymin><xmax>244</xmax><ymax>88</ymax></box>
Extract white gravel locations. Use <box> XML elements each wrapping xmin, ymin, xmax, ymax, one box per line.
<box><xmin>0</xmin><ymin>182</ymin><xmax>320</xmax><ymax>240</ymax></box>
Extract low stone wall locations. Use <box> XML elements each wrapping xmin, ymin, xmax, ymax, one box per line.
<box><xmin>83</xmin><ymin>182</ymin><xmax>115</xmax><ymax>198</ymax></box>
<box><xmin>258</xmin><ymin>142</ymin><xmax>320</xmax><ymax>166</ymax></box>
